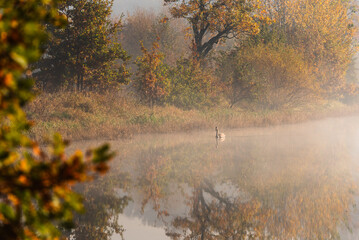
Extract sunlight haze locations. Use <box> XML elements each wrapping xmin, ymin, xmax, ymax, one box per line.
<box><xmin>113</xmin><ymin>0</ymin><xmax>163</xmax><ymax>15</ymax></box>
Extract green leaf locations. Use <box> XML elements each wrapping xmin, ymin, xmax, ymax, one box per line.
<box><xmin>0</xmin><ymin>203</ymin><xmax>16</xmax><ymax>220</ymax></box>
<box><xmin>92</xmin><ymin>144</ymin><xmax>115</xmax><ymax>163</ymax></box>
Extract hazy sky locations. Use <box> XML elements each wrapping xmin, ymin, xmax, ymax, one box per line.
<box><xmin>113</xmin><ymin>0</ymin><xmax>163</xmax><ymax>16</ymax></box>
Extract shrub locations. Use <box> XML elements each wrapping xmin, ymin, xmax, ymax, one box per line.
<box><xmin>219</xmin><ymin>42</ymin><xmax>317</xmax><ymax>110</ymax></box>
<box><xmin>166</xmin><ymin>59</ymin><xmax>220</xmax><ymax>109</ymax></box>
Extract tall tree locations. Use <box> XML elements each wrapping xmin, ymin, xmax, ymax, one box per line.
<box><xmin>164</xmin><ymin>0</ymin><xmax>269</xmax><ymax>59</ymax></box>
<box><xmin>34</xmin><ymin>0</ymin><xmax>130</xmax><ymax>91</ymax></box>
<box><xmin>0</xmin><ymin>0</ymin><xmax>114</xmax><ymax>239</ymax></box>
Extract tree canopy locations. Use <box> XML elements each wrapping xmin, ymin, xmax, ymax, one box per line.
<box><xmin>34</xmin><ymin>0</ymin><xmax>130</xmax><ymax>91</ymax></box>
<box><xmin>135</xmin><ymin>39</ymin><xmax>170</xmax><ymax>107</ymax></box>
<box><xmin>164</xmin><ymin>0</ymin><xmax>270</xmax><ymax>59</ymax></box>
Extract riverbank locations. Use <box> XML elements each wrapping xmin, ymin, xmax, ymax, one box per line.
<box><xmin>26</xmin><ymin>92</ymin><xmax>359</xmax><ymax>142</ymax></box>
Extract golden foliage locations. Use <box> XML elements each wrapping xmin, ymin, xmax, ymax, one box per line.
<box><xmin>165</xmin><ymin>0</ymin><xmax>271</xmax><ymax>59</ymax></box>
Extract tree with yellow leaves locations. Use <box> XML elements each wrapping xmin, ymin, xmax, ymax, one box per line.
<box><xmin>164</xmin><ymin>0</ymin><xmax>270</xmax><ymax>59</ymax></box>
<box><xmin>287</xmin><ymin>0</ymin><xmax>356</xmax><ymax>98</ymax></box>
<box><xmin>262</xmin><ymin>0</ymin><xmax>357</xmax><ymax>99</ymax></box>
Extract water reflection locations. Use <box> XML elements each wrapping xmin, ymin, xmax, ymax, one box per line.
<box><xmin>67</xmin><ymin>117</ymin><xmax>359</xmax><ymax>239</ymax></box>
<box><xmin>62</xmin><ymin>174</ymin><xmax>131</xmax><ymax>240</ymax></box>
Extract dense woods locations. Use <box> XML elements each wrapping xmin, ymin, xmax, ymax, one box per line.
<box><xmin>32</xmin><ymin>0</ymin><xmax>359</xmax><ymax>110</ymax></box>
<box><xmin>1</xmin><ymin>0</ymin><xmax>359</xmax><ymax>239</ymax></box>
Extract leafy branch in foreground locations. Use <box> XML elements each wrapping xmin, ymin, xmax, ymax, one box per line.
<box><xmin>0</xmin><ymin>0</ymin><xmax>114</xmax><ymax>239</ymax></box>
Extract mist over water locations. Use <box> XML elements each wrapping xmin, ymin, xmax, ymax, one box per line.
<box><xmin>69</xmin><ymin>116</ymin><xmax>359</xmax><ymax>239</ymax></box>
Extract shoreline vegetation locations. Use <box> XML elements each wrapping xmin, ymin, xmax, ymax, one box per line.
<box><xmin>27</xmin><ymin>92</ymin><xmax>359</xmax><ymax>142</ymax></box>
<box><xmin>28</xmin><ymin>1</ymin><xmax>359</xmax><ymax>144</ymax></box>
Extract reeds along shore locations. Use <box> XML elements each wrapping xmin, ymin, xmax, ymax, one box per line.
<box><xmin>26</xmin><ymin>92</ymin><xmax>359</xmax><ymax>142</ymax></box>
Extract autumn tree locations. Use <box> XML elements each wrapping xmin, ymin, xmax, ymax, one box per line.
<box><xmin>0</xmin><ymin>0</ymin><xmax>114</xmax><ymax>239</ymax></box>
<box><xmin>217</xmin><ymin>0</ymin><xmax>357</xmax><ymax>106</ymax></box>
<box><xmin>164</xmin><ymin>0</ymin><xmax>268</xmax><ymax>59</ymax></box>
<box><xmin>135</xmin><ymin>39</ymin><xmax>170</xmax><ymax>108</ymax></box>
<box><xmin>34</xmin><ymin>0</ymin><xmax>130</xmax><ymax>91</ymax></box>
<box><xmin>284</xmin><ymin>0</ymin><xmax>356</xmax><ymax>98</ymax></box>
<box><xmin>260</xmin><ymin>0</ymin><xmax>357</xmax><ymax>99</ymax></box>
<box><xmin>219</xmin><ymin>42</ymin><xmax>317</xmax><ymax>109</ymax></box>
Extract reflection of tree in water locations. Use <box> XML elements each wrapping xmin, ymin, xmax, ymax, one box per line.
<box><xmin>225</xmin><ymin>137</ymin><xmax>356</xmax><ymax>239</ymax></box>
<box><xmin>130</xmin><ymin>141</ymin><xmax>270</xmax><ymax>239</ymax></box>
<box><xmin>131</xmin><ymin>137</ymin><xmax>356</xmax><ymax>239</ymax></box>
<box><xmin>164</xmin><ymin>176</ymin><xmax>354</xmax><ymax>240</ymax></box>
<box><xmin>133</xmin><ymin>142</ymin><xmax>224</xmax><ymax>213</ymax></box>
<box><xmin>167</xmin><ymin>179</ymin><xmax>271</xmax><ymax>240</ymax></box>
<box><xmin>65</xmin><ymin>128</ymin><xmax>358</xmax><ymax>239</ymax></box>
<box><xmin>62</xmin><ymin>173</ymin><xmax>131</xmax><ymax>240</ymax></box>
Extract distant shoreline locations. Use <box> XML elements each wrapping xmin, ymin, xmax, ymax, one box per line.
<box><xmin>27</xmin><ymin>92</ymin><xmax>359</xmax><ymax>142</ymax></box>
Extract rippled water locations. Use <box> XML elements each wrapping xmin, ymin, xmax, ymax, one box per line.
<box><xmin>66</xmin><ymin>116</ymin><xmax>359</xmax><ymax>240</ymax></box>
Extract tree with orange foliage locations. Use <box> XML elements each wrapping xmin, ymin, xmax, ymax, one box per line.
<box><xmin>164</xmin><ymin>0</ymin><xmax>270</xmax><ymax>59</ymax></box>
<box><xmin>219</xmin><ymin>42</ymin><xmax>317</xmax><ymax>109</ymax></box>
<box><xmin>287</xmin><ymin>0</ymin><xmax>356</xmax><ymax>98</ymax></box>
<box><xmin>262</xmin><ymin>0</ymin><xmax>357</xmax><ymax>99</ymax></box>
<box><xmin>135</xmin><ymin>38</ymin><xmax>170</xmax><ymax>108</ymax></box>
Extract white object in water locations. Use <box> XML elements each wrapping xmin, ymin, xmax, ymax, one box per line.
<box><xmin>215</xmin><ymin>126</ymin><xmax>225</xmax><ymax>140</ymax></box>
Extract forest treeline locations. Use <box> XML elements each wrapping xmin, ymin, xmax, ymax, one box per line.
<box><xmin>33</xmin><ymin>0</ymin><xmax>359</xmax><ymax>110</ymax></box>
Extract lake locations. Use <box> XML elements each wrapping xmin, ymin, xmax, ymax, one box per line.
<box><xmin>65</xmin><ymin>116</ymin><xmax>359</xmax><ymax>239</ymax></box>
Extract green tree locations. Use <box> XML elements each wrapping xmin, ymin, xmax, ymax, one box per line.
<box><xmin>217</xmin><ymin>50</ymin><xmax>259</xmax><ymax>108</ymax></box>
<box><xmin>135</xmin><ymin>39</ymin><xmax>170</xmax><ymax>108</ymax></box>
<box><xmin>167</xmin><ymin>58</ymin><xmax>219</xmax><ymax>109</ymax></box>
<box><xmin>164</xmin><ymin>0</ymin><xmax>269</xmax><ymax>59</ymax></box>
<box><xmin>34</xmin><ymin>0</ymin><xmax>130</xmax><ymax>91</ymax></box>
<box><xmin>0</xmin><ymin>0</ymin><xmax>114</xmax><ymax>239</ymax></box>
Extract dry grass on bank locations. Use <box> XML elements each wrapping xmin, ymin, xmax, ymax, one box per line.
<box><xmin>26</xmin><ymin>92</ymin><xmax>359</xmax><ymax>141</ymax></box>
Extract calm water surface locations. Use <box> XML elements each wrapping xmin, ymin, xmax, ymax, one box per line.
<box><xmin>67</xmin><ymin>116</ymin><xmax>359</xmax><ymax>240</ymax></box>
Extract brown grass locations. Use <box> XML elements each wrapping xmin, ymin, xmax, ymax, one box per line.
<box><xmin>26</xmin><ymin>92</ymin><xmax>359</xmax><ymax>142</ymax></box>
